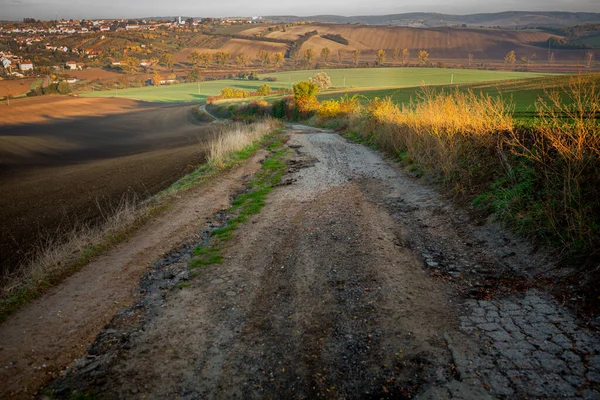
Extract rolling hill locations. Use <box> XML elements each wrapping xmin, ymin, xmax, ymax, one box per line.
<box><xmin>236</xmin><ymin>23</ymin><xmax>585</xmax><ymax>61</ymax></box>
<box><xmin>265</xmin><ymin>12</ymin><xmax>600</xmax><ymax>28</ymax></box>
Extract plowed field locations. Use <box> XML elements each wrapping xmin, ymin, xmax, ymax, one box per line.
<box><xmin>0</xmin><ymin>96</ymin><xmax>214</xmax><ymax>276</ymax></box>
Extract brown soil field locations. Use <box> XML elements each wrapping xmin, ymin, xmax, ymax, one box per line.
<box><xmin>241</xmin><ymin>24</ymin><xmax>582</xmax><ymax>60</ymax></box>
<box><xmin>0</xmin><ymin>96</ymin><xmax>215</xmax><ymax>276</ymax></box>
<box><xmin>0</xmin><ymin>78</ymin><xmax>39</xmax><ymax>98</ymax></box>
<box><xmin>175</xmin><ymin>38</ymin><xmax>289</xmax><ymax>63</ymax></box>
<box><xmin>66</xmin><ymin>68</ymin><xmax>124</xmax><ymax>80</ymax></box>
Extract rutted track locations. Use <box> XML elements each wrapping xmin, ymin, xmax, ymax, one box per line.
<box><xmin>37</xmin><ymin>126</ymin><xmax>600</xmax><ymax>399</ymax></box>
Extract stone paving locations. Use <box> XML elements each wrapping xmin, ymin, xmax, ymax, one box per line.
<box><xmin>452</xmin><ymin>289</ymin><xmax>600</xmax><ymax>399</ymax></box>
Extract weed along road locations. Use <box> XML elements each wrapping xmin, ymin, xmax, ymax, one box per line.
<box><xmin>3</xmin><ymin>126</ymin><xmax>600</xmax><ymax>398</ymax></box>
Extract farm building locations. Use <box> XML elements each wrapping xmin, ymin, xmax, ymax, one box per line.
<box><xmin>65</xmin><ymin>61</ymin><xmax>84</xmax><ymax>70</ymax></box>
<box><xmin>18</xmin><ymin>61</ymin><xmax>34</xmax><ymax>71</ymax></box>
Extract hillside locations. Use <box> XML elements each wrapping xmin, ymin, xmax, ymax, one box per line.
<box><xmin>237</xmin><ymin>23</ymin><xmax>581</xmax><ymax>60</ymax></box>
<box><xmin>265</xmin><ymin>11</ymin><xmax>600</xmax><ymax>28</ymax></box>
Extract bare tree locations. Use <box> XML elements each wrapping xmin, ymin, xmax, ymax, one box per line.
<box><xmin>504</xmin><ymin>50</ymin><xmax>516</xmax><ymax>65</ymax></box>
<box><xmin>320</xmin><ymin>47</ymin><xmax>331</xmax><ymax>65</ymax></box>
<box><xmin>235</xmin><ymin>54</ymin><xmax>250</xmax><ymax>68</ymax></box>
<box><xmin>417</xmin><ymin>50</ymin><xmax>429</xmax><ymax>66</ymax></box>
<box><xmin>586</xmin><ymin>51</ymin><xmax>595</xmax><ymax>68</ymax></box>
<box><xmin>303</xmin><ymin>48</ymin><xmax>315</xmax><ymax>66</ymax></box>
<box><xmin>352</xmin><ymin>50</ymin><xmax>361</xmax><ymax>66</ymax></box>
<box><xmin>337</xmin><ymin>48</ymin><xmax>345</xmax><ymax>64</ymax></box>
<box><xmin>467</xmin><ymin>53</ymin><xmax>474</xmax><ymax>66</ymax></box>
<box><xmin>401</xmin><ymin>48</ymin><xmax>410</xmax><ymax>65</ymax></box>
<box><xmin>392</xmin><ymin>48</ymin><xmax>401</xmax><ymax>64</ymax></box>
<box><xmin>199</xmin><ymin>52</ymin><xmax>213</xmax><ymax>68</ymax></box>
<box><xmin>257</xmin><ymin>50</ymin><xmax>271</xmax><ymax>67</ymax></box>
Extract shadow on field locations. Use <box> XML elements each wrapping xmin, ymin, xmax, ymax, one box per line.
<box><xmin>0</xmin><ymin>102</ymin><xmax>218</xmax><ymax>278</ymax></box>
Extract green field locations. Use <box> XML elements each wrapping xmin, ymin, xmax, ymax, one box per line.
<box><xmin>80</xmin><ymin>68</ymin><xmax>555</xmax><ymax>103</ymax></box>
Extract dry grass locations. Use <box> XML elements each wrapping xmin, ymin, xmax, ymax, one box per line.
<box><xmin>208</xmin><ymin>118</ymin><xmax>280</xmax><ymax>168</ymax></box>
<box><xmin>360</xmin><ymin>89</ymin><xmax>513</xmax><ymax>187</ymax></box>
<box><xmin>1</xmin><ymin>193</ymin><xmax>159</xmax><ymax>316</ymax></box>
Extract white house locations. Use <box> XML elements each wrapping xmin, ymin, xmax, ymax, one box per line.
<box><xmin>65</xmin><ymin>61</ymin><xmax>78</xmax><ymax>69</ymax></box>
<box><xmin>18</xmin><ymin>60</ymin><xmax>34</xmax><ymax>71</ymax></box>
<box><xmin>1</xmin><ymin>58</ymin><xmax>11</xmax><ymax>69</ymax></box>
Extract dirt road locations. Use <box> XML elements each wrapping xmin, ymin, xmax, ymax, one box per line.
<box><xmin>3</xmin><ymin>126</ymin><xmax>600</xmax><ymax>399</ymax></box>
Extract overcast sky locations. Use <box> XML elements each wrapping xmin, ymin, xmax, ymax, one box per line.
<box><xmin>1</xmin><ymin>0</ymin><xmax>598</xmax><ymax>21</ymax></box>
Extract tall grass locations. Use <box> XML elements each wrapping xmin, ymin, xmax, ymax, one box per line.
<box><xmin>1</xmin><ymin>119</ymin><xmax>280</xmax><ymax>321</ymax></box>
<box><xmin>315</xmin><ymin>76</ymin><xmax>600</xmax><ymax>298</ymax></box>
<box><xmin>360</xmin><ymin>89</ymin><xmax>514</xmax><ymax>190</ymax></box>
<box><xmin>207</xmin><ymin>118</ymin><xmax>281</xmax><ymax>168</ymax></box>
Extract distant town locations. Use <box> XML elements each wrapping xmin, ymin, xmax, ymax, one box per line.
<box><xmin>0</xmin><ymin>16</ymin><xmax>263</xmax><ymax>77</ymax></box>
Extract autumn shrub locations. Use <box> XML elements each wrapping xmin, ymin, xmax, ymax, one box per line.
<box><xmin>257</xmin><ymin>84</ymin><xmax>271</xmax><ymax>96</ymax></box>
<box><xmin>501</xmin><ymin>75</ymin><xmax>600</xmax><ymax>254</ymax></box>
<box><xmin>220</xmin><ymin>87</ymin><xmax>250</xmax><ymax>99</ymax></box>
<box><xmin>271</xmin><ymin>96</ymin><xmax>296</xmax><ymax>120</ymax></box>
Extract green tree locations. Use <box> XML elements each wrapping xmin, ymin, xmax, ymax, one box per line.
<box><xmin>188</xmin><ymin>69</ymin><xmax>200</xmax><ymax>82</ymax></box>
<box><xmin>293</xmin><ymin>80</ymin><xmax>319</xmax><ymax>100</ymax></box>
<box><xmin>320</xmin><ymin>47</ymin><xmax>331</xmax><ymax>64</ymax></box>
<box><xmin>160</xmin><ymin>53</ymin><xmax>174</xmax><ymax>70</ymax></box>
<box><xmin>257</xmin><ymin>83</ymin><xmax>271</xmax><ymax>96</ymax></box>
